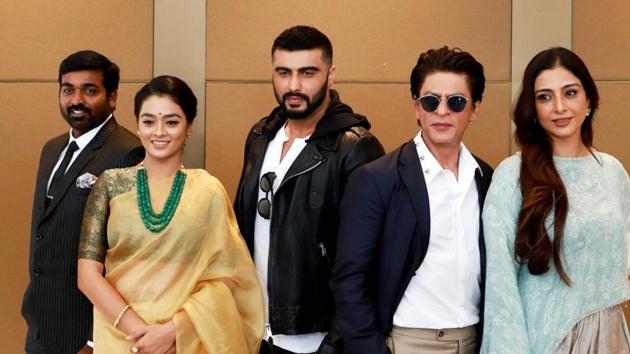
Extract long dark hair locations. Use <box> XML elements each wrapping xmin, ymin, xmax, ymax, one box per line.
<box><xmin>513</xmin><ymin>47</ymin><xmax>599</xmax><ymax>285</ymax></box>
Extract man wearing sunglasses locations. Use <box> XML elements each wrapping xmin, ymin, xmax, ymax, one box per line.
<box><xmin>331</xmin><ymin>46</ymin><xmax>493</xmax><ymax>354</ymax></box>
<box><xmin>234</xmin><ymin>25</ymin><xmax>384</xmax><ymax>354</ymax></box>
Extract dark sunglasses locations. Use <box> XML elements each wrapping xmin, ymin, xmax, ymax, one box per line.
<box><xmin>417</xmin><ymin>94</ymin><xmax>470</xmax><ymax>113</ymax></box>
<box><xmin>257</xmin><ymin>171</ymin><xmax>276</xmax><ymax>219</ymax></box>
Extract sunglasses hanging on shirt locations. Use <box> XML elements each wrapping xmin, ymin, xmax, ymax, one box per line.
<box><xmin>257</xmin><ymin>171</ymin><xmax>276</xmax><ymax>219</ymax></box>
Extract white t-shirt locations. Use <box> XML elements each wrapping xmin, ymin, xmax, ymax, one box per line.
<box><xmin>254</xmin><ymin>123</ymin><xmax>327</xmax><ymax>353</ymax></box>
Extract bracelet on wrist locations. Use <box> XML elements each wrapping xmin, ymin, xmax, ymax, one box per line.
<box><xmin>113</xmin><ymin>304</ymin><xmax>130</xmax><ymax>328</ymax></box>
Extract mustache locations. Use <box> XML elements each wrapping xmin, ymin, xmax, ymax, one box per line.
<box><xmin>282</xmin><ymin>92</ymin><xmax>309</xmax><ymax>103</ymax></box>
<box><xmin>66</xmin><ymin>104</ymin><xmax>91</xmax><ymax>114</ymax></box>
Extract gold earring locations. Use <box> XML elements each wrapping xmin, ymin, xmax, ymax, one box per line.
<box><xmin>186</xmin><ymin>131</ymin><xmax>192</xmax><ymax>138</ymax></box>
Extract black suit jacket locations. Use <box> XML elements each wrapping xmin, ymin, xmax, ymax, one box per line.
<box><xmin>21</xmin><ymin>118</ymin><xmax>144</xmax><ymax>354</ymax></box>
<box><xmin>330</xmin><ymin>140</ymin><xmax>493</xmax><ymax>354</ymax></box>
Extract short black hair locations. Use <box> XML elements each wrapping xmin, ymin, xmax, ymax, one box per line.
<box><xmin>410</xmin><ymin>46</ymin><xmax>485</xmax><ymax>103</ymax></box>
<box><xmin>58</xmin><ymin>50</ymin><xmax>120</xmax><ymax>97</ymax></box>
<box><xmin>272</xmin><ymin>25</ymin><xmax>333</xmax><ymax>64</ymax></box>
<box><xmin>134</xmin><ymin>75</ymin><xmax>198</xmax><ymax>124</ymax></box>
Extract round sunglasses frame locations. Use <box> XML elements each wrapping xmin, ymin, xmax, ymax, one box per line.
<box><xmin>416</xmin><ymin>94</ymin><xmax>471</xmax><ymax>113</ymax></box>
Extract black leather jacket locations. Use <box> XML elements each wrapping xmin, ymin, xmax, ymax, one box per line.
<box><xmin>234</xmin><ymin>90</ymin><xmax>384</xmax><ymax>353</ymax></box>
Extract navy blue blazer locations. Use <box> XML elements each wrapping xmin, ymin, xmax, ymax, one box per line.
<box><xmin>331</xmin><ymin>140</ymin><xmax>493</xmax><ymax>354</ymax></box>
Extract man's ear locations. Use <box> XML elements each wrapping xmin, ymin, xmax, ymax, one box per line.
<box><xmin>327</xmin><ymin>65</ymin><xmax>336</xmax><ymax>88</ymax></box>
<box><xmin>108</xmin><ymin>90</ymin><xmax>118</xmax><ymax>112</ymax></box>
<box><xmin>413</xmin><ymin>99</ymin><xmax>423</xmax><ymax>127</ymax></box>
<box><xmin>470</xmin><ymin>101</ymin><xmax>481</xmax><ymax>122</ymax></box>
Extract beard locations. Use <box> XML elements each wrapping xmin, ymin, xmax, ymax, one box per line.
<box><xmin>274</xmin><ymin>79</ymin><xmax>329</xmax><ymax>120</ymax></box>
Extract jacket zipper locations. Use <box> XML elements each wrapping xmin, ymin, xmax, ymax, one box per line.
<box><xmin>268</xmin><ymin>156</ymin><xmax>322</xmax><ymax>332</ymax></box>
<box><xmin>276</xmin><ymin>160</ymin><xmax>323</xmax><ymax>192</ymax></box>
<box><xmin>319</xmin><ymin>242</ymin><xmax>335</xmax><ymax>273</ymax></box>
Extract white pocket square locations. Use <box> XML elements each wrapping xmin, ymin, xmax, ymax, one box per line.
<box><xmin>76</xmin><ymin>173</ymin><xmax>98</xmax><ymax>189</ymax></box>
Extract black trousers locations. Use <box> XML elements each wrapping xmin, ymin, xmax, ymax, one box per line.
<box><xmin>259</xmin><ymin>340</ymin><xmax>316</xmax><ymax>354</ymax></box>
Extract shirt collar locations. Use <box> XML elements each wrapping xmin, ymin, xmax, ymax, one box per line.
<box><xmin>278</xmin><ymin>121</ymin><xmax>312</xmax><ymax>142</ymax></box>
<box><xmin>413</xmin><ymin>130</ymin><xmax>481</xmax><ymax>184</ymax></box>
<box><xmin>67</xmin><ymin>114</ymin><xmax>112</xmax><ymax>150</ymax></box>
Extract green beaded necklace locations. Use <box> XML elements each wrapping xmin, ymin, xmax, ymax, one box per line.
<box><xmin>136</xmin><ymin>166</ymin><xmax>186</xmax><ymax>233</ymax></box>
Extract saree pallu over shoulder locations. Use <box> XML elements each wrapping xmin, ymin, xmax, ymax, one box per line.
<box><xmin>80</xmin><ymin>167</ymin><xmax>264</xmax><ymax>353</ymax></box>
<box><xmin>480</xmin><ymin>153</ymin><xmax>630</xmax><ymax>354</ymax></box>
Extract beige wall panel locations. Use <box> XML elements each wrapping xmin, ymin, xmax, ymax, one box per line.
<box><xmin>593</xmin><ymin>83</ymin><xmax>630</xmax><ymax>171</ymax></box>
<box><xmin>115</xmin><ymin>83</ymin><xmax>148</xmax><ymax>130</ymax></box>
<box><xmin>0</xmin><ymin>1</ymin><xmax>153</xmax><ymax>80</ymax></box>
<box><xmin>0</xmin><ymin>82</ymin><xmax>142</xmax><ymax>351</ymax></box>
<box><xmin>206</xmin><ymin>82</ymin><xmax>510</xmax><ymax>199</ymax></box>
<box><xmin>573</xmin><ymin>0</ymin><xmax>630</xmax><ymax>80</ymax></box>
<box><xmin>206</xmin><ymin>1</ymin><xmax>511</xmax><ymax>82</ymax></box>
<box><xmin>205</xmin><ymin>83</ymin><xmax>276</xmax><ymax>198</ymax></box>
<box><xmin>339</xmin><ymin>83</ymin><xmax>511</xmax><ymax>167</ymax></box>
<box><xmin>335</xmin><ymin>84</ymin><xmax>417</xmax><ymax>152</ymax></box>
<box><xmin>465</xmin><ymin>84</ymin><xmax>512</xmax><ymax>167</ymax></box>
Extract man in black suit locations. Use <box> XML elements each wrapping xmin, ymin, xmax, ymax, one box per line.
<box><xmin>21</xmin><ymin>50</ymin><xmax>144</xmax><ymax>354</ymax></box>
<box><xmin>331</xmin><ymin>47</ymin><xmax>493</xmax><ymax>354</ymax></box>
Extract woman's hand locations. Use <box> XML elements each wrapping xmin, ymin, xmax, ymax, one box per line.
<box><xmin>127</xmin><ymin>321</ymin><xmax>176</xmax><ymax>354</ymax></box>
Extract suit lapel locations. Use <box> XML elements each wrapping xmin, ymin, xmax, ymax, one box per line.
<box><xmin>398</xmin><ymin>140</ymin><xmax>431</xmax><ymax>227</ymax></box>
<box><xmin>43</xmin><ymin>119</ymin><xmax>118</xmax><ymax>218</ymax></box>
<box><xmin>394</xmin><ymin>140</ymin><xmax>432</xmax><ymax>303</ymax></box>
<box><xmin>33</xmin><ymin>136</ymin><xmax>68</xmax><ymax>225</ymax></box>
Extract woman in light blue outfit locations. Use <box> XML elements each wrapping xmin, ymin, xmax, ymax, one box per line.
<box><xmin>481</xmin><ymin>47</ymin><xmax>630</xmax><ymax>354</ymax></box>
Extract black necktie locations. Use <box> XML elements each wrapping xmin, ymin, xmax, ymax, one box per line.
<box><xmin>48</xmin><ymin>141</ymin><xmax>79</xmax><ymax>199</ymax></box>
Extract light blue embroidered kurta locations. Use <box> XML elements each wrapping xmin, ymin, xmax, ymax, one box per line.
<box><xmin>481</xmin><ymin>152</ymin><xmax>630</xmax><ymax>354</ymax></box>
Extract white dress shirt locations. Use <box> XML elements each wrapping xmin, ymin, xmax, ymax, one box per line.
<box><xmin>46</xmin><ymin>115</ymin><xmax>113</xmax><ymax>192</ymax></box>
<box><xmin>393</xmin><ymin>131</ymin><xmax>482</xmax><ymax>329</ymax></box>
<box><xmin>253</xmin><ymin>123</ymin><xmax>326</xmax><ymax>353</ymax></box>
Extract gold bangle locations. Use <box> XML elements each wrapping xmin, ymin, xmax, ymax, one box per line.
<box><xmin>113</xmin><ymin>304</ymin><xmax>130</xmax><ymax>328</ymax></box>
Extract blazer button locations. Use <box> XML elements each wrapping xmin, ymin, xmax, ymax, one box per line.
<box><xmin>34</xmin><ymin>268</ymin><xmax>42</xmax><ymax>277</ymax></box>
<box><xmin>35</xmin><ymin>233</ymin><xmax>43</xmax><ymax>241</ymax></box>
<box><xmin>438</xmin><ymin>330</ymin><xmax>444</xmax><ymax>338</ymax></box>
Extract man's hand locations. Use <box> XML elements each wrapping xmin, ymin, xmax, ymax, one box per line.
<box><xmin>77</xmin><ymin>344</ymin><xmax>93</xmax><ymax>354</ymax></box>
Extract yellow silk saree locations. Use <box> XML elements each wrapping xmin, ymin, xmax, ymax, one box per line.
<box><xmin>79</xmin><ymin>167</ymin><xmax>263</xmax><ymax>353</ymax></box>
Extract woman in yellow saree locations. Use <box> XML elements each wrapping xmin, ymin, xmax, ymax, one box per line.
<box><xmin>78</xmin><ymin>75</ymin><xmax>263</xmax><ymax>353</ymax></box>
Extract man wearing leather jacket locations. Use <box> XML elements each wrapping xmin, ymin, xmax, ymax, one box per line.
<box><xmin>234</xmin><ymin>25</ymin><xmax>384</xmax><ymax>354</ymax></box>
